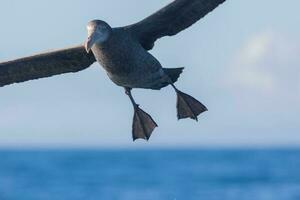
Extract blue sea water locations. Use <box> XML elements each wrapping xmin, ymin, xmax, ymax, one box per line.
<box><xmin>0</xmin><ymin>149</ymin><xmax>300</xmax><ymax>200</ymax></box>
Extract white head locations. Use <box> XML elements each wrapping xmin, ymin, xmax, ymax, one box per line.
<box><xmin>85</xmin><ymin>20</ymin><xmax>112</xmax><ymax>53</ymax></box>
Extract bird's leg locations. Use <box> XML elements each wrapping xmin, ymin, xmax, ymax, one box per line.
<box><xmin>170</xmin><ymin>83</ymin><xmax>207</xmax><ymax>121</ymax></box>
<box><xmin>125</xmin><ymin>87</ymin><xmax>157</xmax><ymax>141</ymax></box>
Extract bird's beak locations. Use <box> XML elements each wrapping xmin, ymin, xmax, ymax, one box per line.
<box><xmin>85</xmin><ymin>33</ymin><xmax>96</xmax><ymax>53</ymax></box>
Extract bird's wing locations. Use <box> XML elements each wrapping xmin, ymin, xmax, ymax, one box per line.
<box><xmin>126</xmin><ymin>0</ymin><xmax>226</xmax><ymax>50</ymax></box>
<box><xmin>0</xmin><ymin>45</ymin><xmax>96</xmax><ymax>87</ymax></box>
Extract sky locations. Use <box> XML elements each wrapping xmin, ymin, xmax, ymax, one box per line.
<box><xmin>0</xmin><ymin>0</ymin><xmax>299</xmax><ymax>148</ymax></box>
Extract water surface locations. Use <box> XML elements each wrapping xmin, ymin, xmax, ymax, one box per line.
<box><xmin>0</xmin><ymin>149</ymin><xmax>300</xmax><ymax>200</ymax></box>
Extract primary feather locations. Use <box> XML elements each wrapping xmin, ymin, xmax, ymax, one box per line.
<box><xmin>127</xmin><ymin>0</ymin><xmax>226</xmax><ymax>50</ymax></box>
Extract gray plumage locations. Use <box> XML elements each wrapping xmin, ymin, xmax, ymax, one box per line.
<box><xmin>90</xmin><ymin>26</ymin><xmax>176</xmax><ymax>90</ymax></box>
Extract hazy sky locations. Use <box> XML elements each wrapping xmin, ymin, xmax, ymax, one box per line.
<box><xmin>0</xmin><ymin>0</ymin><xmax>299</xmax><ymax>148</ymax></box>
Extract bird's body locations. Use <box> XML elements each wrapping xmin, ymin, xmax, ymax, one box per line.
<box><xmin>0</xmin><ymin>0</ymin><xmax>227</xmax><ymax>140</ymax></box>
<box><xmin>91</xmin><ymin>27</ymin><xmax>169</xmax><ymax>89</ymax></box>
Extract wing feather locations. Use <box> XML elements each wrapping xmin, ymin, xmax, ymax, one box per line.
<box><xmin>0</xmin><ymin>45</ymin><xmax>95</xmax><ymax>87</ymax></box>
<box><xmin>127</xmin><ymin>0</ymin><xmax>226</xmax><ymax>50</ymax></box>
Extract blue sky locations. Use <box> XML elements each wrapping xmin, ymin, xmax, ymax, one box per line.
<box><xmin>0</xmin><ymin>0</ymin><xmax>299</xmax><ymax>148</ymax></box>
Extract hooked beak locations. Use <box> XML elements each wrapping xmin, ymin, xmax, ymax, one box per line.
<box><xmin>85</xmin><ymin>33</ymin><xmax>96</xmax><ymax>53</ymax></box>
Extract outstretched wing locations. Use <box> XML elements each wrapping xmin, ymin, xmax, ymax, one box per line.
<box><xmin>0</xmin><ymin>45</ymin><xmax>96</xmax><ymax>87</ymax></box>
<box><xmin>127</xmin><ymin>0</ymin><xmax>226</xmax><ymax>50</ymax></box>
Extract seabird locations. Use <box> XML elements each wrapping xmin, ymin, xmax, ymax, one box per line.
<box><xmin>0</xmin><ymin>0</ymin><xmax>226</xmax><ymax>141</ymax></box>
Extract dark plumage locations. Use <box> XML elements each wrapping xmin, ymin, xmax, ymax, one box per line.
<box><xmin>0</xmin><ymin>46</ymin><xmax>95</xmax><ymax>87</ymax></box>
<box><xmin>128</xmin><ymin>0</ymin><xmax>226</xmax><ymax>50</ymax></box>
<box><xmin>0</xmin><ymin>0</ymin><xmax>226</xmax><ymax>141</ymax></box>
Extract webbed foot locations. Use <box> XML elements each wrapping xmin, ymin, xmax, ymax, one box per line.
<box><xmin>125</xmin><ymin>87</ymin><xmax>158</xmax><ymax>141</ymax></box>
<box><xmin>132</xmin><ymin>105</ymin><xmax>158</xmax><ymax>141</ymax></box>
<box><xmin>175</xmin><ymin>88</ymin><xmax>207</xmax><ymax>121</ymax></box>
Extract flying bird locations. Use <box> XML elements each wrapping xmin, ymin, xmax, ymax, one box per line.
<box><xmin>0</xmin><ymin>0</ymin><xmax>226</xmax><ymax>141</ymax></box>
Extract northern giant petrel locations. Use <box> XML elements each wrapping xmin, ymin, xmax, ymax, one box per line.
<box><xmin>0</xmin><ymin>0</ymin><xmax>226</xmax><ymax>141</ymax></box>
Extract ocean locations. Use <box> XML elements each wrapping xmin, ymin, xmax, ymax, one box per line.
<box><xmin>0</xmin><ymin>149</ymin><xmax>300</xmax><ymax>200</ymax></box>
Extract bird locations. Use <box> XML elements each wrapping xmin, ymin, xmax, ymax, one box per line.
<box><xmin>0</xmin><ymin>0</ymin><xmax>226</xmax><ymax>141</ymax></box>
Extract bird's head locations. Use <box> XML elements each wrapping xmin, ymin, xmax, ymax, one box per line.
<box><xmin>85</xmin><ymin>20</ymin><xmax>112</xmax><ymax>53</ymax></box>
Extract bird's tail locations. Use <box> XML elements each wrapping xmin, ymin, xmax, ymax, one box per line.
<box><xmin>163</xmin><ymin>67</ymin><xmax>184</xmax><ymax>83</ymax></box>
<box><xmin>150</xmin><ymin>67</ymin><xmax>184</xmax><ymax>90</ymax></box>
